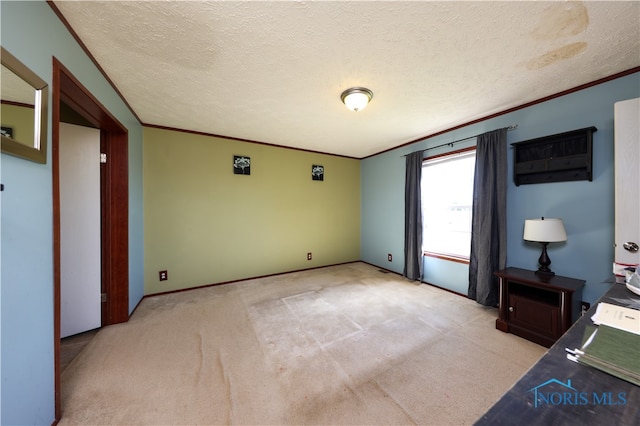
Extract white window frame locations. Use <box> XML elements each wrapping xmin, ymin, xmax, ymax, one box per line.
<box><xmin>421</xmin><ymin>147</ymin><xmax>476</xmax><ymax>263</ymax></box>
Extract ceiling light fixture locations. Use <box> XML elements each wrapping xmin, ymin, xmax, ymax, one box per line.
<box><xmin>340</xmin><ymin>87</ymin><xmax>373</xmax><ymax>112</ymax></box>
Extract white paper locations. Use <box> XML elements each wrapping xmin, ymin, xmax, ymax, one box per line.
<box><xmin>591</xmin><ymin>302</ymin><xmax>640</xmax><ymax>335</ymax></box>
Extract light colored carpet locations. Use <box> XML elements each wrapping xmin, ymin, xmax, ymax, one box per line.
<box><xmin>60</xmin><ymin>262</ymin><xmax>545</xmax><ymax>425</ymax></box>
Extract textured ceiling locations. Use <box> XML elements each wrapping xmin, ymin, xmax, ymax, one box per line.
<box><xmin>51</xmin><ymin>1</ymin><xmax>640</xmax><ymax>158</ymax></box>
<box><xmin>1</xmin><ymin>65</ymin><xmax>35</xmax><ymax>105</ymax></box>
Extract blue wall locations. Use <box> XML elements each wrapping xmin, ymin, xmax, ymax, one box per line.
<box><xmin>0</xmin><ymin>1</ymin><xmax>637</xmax><ymax>423</ymax></box>
<box><xmin>0</xmin><ymin>1</ymin><xmax>144</xmax><ymax>424</ymax></box>
<box><xmin>362</xmin><ymin>73</ymin><xmax>640</xmax><ymax>304</ymax></box>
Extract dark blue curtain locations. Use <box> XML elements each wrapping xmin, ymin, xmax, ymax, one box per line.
<box><xmin>468</xmin><ymin>129</ymin><xmax>507</xmax><ymax>306</ymax></box>
<box><xmin>404</xmin><ymin>151</ymin><xmax>423</xmax><ymax>281</ymax></box>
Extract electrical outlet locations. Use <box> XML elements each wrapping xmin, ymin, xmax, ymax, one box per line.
<box><xmin>159</xmin><ymin>270</ymin><xmax>168</xmax><ymax>281</ymax></box>
<box><xmin>581</xmin><ymin>301</ymin><xmax>591</xmax><ymax>316</ymax></box>
<box><xmin>307</xmin><ymin>252</ymin><xmax>312</xmax><ymax>261</ymax></box>
<box><xmin>388</xmin><ymin>253</ymin><xmax>392</xmax><ymax>262</ymax></box>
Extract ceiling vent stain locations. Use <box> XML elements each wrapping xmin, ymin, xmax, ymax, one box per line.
<box><xmin>531</xmin><ymin>1</ymin><xmax>589</xmax><ymax>41</ymax></box>
<box><xmin>527</xmin><ymin>42</ymin><xmax>588</xmax><ymax>70</ymax></box>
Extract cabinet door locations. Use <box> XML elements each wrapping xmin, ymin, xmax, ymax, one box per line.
<box><xmin>614</xmin><ymin>98</ymin><xmax>640</xmax><ymax>270</ymax></box>
<box><xmin>509</xmin><ymin>294</ymin><xmax>560</xmax><ymax>338</ymax></box>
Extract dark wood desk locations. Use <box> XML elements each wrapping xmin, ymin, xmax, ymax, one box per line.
<box><xmin>475</xmin><ymin>282</ymin><xmax>640</xmax><ymax>425</ymax></box>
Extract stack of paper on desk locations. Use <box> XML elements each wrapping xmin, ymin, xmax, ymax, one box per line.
<box><xmin>591</xmin><ymin>302</ymin><xmax>640</xmax><ymax>335</ymax></box>
<box><xmin>566</xmin><ymin>303</ymin><xmax>640</xmax><ymax>386</ymax></box>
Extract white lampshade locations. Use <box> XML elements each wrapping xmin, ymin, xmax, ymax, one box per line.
<box><xmin>523</xmin><ymin>218</ymin><xmax>567</xmax><ymax>243</ymax></box>
<box><xmin>340</xmin><ymin>87</ymin><xmax>373</xmax><ymax>112</ymax></box>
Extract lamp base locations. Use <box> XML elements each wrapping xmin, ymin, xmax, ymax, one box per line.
<box><xmin>535</xmin><ymin>268</ymin><xmax>555</xmax><ymax>279</ymax></box>
<box><xmin>536</xmin><ymin>242</ymin><xmax>555</xmax><ymax>279</ymax></box>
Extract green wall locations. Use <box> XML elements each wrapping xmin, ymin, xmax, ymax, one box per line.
<box><xmin>1</xmin><ymin>104</ymin><xmax>35</xmax><ymax>145</ymax></box>
<box><xmin>143</xmin><ymin>127</ymin><xmax>361</xmax><ymax>294</ymax></box>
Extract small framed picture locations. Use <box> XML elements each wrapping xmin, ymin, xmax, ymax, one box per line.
<box><xmin>1</xmin><ymin>126</ymin><xmax>14</xmax><ymax>139</ymax></box>
<box><xmin>233</xmin><ymin>155</ymin><xmax>251</xmax><ymax>175</ymax></box>
<box><xmin>312</xmin><ymin>164</ymin><xmax>324</xmax><ymax>181</ymax></box>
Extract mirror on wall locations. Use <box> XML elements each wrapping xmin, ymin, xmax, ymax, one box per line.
<box><xmin>1</xmin><ymin>46</ymin><xmax>48</xmax><ymax>164</ymax></box>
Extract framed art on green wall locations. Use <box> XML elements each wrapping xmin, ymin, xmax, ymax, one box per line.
<box><xmin>312</xmin><ymin>164</ymin><xmax>324</xmax><ymax>181</ymax></box>
<box><xmin>233</xmin><ymin>155</ymin><xmax>251</xmax><ymax>175</ymax></box>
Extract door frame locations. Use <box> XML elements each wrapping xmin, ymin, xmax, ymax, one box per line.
<box><xmin>52</xmin><ymin>58</ymin><xmax>129</xmax><ymax>421</ymax></box>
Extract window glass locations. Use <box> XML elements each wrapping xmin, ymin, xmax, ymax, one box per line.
<box><xmin>421</xmin><ymin>149</ymin><xmax>476</xmax><ymax>259</ymax></box>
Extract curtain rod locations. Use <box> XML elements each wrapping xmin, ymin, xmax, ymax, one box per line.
<box><xmin>402</xmin><ymin>125</ymin><xmax>518</xmax><ymax>157</ymax></box>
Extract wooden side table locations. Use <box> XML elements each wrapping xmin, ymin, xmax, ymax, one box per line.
<box><xmin>494</xmin><ymin>267</ymin><xmax>585</xmax><ymax>347</ymax></box>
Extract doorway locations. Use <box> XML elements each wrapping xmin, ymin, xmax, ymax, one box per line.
<box><xmin>59</xmin><ymin>122</ymin><xmax>101</xmax><ymax>338</ymax></box>
<box><xmin>52</xmin><ymin>58</ymin><xmax>130</xmax><ymax>421</ymax></box>
<box><xmin>614</xmin><ymin>97</ymin><xmax>640</xmax><ymax>271</ymax></box>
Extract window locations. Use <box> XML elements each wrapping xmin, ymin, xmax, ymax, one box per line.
<box><xmin>421</xmin><ymin>148</ymin><xmax>475</xmax><ymax>260</ymax></box>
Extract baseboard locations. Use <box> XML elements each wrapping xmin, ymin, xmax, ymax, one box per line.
<box><xmin>360</xmin><ymin>260</ymin><xmax>470</xmax><ymax>299</ymax></box>
<box><xmin>421</xmin><ymin>279</ymin><xmax>470</xmax><ymax>299</ymax></box>
<box><xmin>143</xmin><ymin>260</ymin><xmax>361</xmax><ymax>299</ymax></box>
<box><xmin>360</xmin><ymin>260</ymin><xmax>402</xmax><ymax>277</ymax></box>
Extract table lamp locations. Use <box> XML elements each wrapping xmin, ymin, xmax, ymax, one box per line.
<box><xmin>523</xmin><ymin>217</ymin><xmax>567</xmax><ymax>278</ymax></box>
